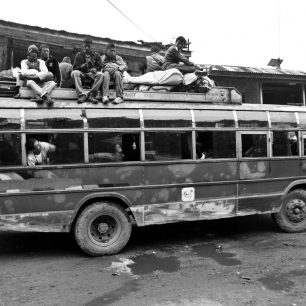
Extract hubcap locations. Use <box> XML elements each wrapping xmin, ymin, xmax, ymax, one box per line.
<box><xmin>88</xmin><ymin>214</ymin><xmax>121</xmax><ymax>246</ymax></box>
<box><xmin>286</xmin><ymin>199</ymin><xmax>306</xmax><ymax>223</ymax></box>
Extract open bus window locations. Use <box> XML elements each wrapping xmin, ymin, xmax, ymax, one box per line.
<box><xmin>272</xmin><ymin>131</ymin><xmax>298</xmax><ymax>157</ymax></box>
<box><xmin>26</xmin><ymin>133</ymin><xmax>84</xmax><ymax>165</ymax></box>
<box><xmin>88</xmin><ymin>133</ymin><xmax>140</xmax><ymax>163</ymax></box>
<box><xmin>0</xmin><ymin>134</ymin><xmax>21</xmax><ymax>166</ymax></box>
<box><xmin>242</xmin><ymin>134</ymin><xmax>267</xmax><ymax>158</ymax></box>
<box><xmin>145</xmin><ymin>132</ymin><xmax>191</xmax><ymax>161</ymax></box>
<box><xmin>196</xmin><ymin>131</ymin><xmax>236</xmax><ymax>159</ymax></box>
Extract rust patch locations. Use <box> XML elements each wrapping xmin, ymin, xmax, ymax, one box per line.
<box><xmin>0</xmin><ymin>211</ymin><xmax>74</xmax><ymax>232</ymax></box>
<box><xmin>240</xmin><ymin>161</ymin><xmax>267</xmax><ymax>180</ymax></box>
<box><xmin>131</xmin><ymin>199</ymin><xmax>236</xmax><ymax>226</ymax></box>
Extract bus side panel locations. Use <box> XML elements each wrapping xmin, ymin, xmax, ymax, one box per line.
<box><xmin>270</xmin><ymin>159</ymin><xmax>305</xmax><ymax>178</ymax></box>
<box><xmin>140</xmin><ymin>161</ymin><xmax>238</xmax><ymax>225</ymax></box>
<box><xmin>0</xmin><ymin>165</ymin><xmax>144</xmax><ymax>232</ymax></box>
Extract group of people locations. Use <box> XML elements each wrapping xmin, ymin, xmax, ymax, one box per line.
<box><xmin>18</xmin><ymin>35</ymin><xmax>203</xmax><ymax>106</ymax></box>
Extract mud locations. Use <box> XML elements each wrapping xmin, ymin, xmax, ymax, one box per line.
<box><xmin>0</xmin><ymin>214</ymin><xmax>306</xmax><ymax>306</ymax></box>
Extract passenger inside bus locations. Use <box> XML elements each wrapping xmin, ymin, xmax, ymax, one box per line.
<box><xmin>26</xmin><ymin>138</ymin><xmax>56</xmax><ymax>166</ymax></box>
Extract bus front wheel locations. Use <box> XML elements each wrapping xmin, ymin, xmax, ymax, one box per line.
<box><xmin>273</xmin><ymin>189</ymin><xmax>306</xmax><ymax>232</ymax></box>
<box><xmin>74</xmin><ymin>202</ymin><xmax>132</xmax><ymax>256</ymax></box>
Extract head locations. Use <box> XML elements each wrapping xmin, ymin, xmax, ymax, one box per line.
<box><xmin>114</xmin><ymin>143</ymin><xmax>122</xmax><ymax>154</ymax></box>
<box><xmin>27</xmin><ymin>44</ymin><xmax>39</xmax><ymax>60</ymax></box>
<box><xmin>175</xmin><ymin>36</ymin><xmax>187</xmax><ymax>50</ymax></box>
<box><xmin>150</xmin><ymin>45</ymin><xmax>161</xmax><ymax>54</ymax></box>
<box><xmin>106</xmin><ymin>43</ymin><xmax>116</xmax><ymax>59</ymax></box>
<box><xmin>39</xmin><ymin>44</ymin><xmax>50</xmax><ymax>60</ymax></box>
<box><xmin>62</xmin><ymin>56</ymin><xmax>71</xmax><ymax>64</ymax></box>
<box><xmin>26</xmin><ymin>138</ymin><xmax>41</xmax><ymax>155</ymax></box>
<box><xmin>83</xmin><ymin>36</ymin><xmax>93</xmax><ymax>54</ymax></box>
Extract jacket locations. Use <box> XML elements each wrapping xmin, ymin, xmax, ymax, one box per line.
<box><xmin>73</xmin><ymin>51</ymin><xmax>102</xmax><ymax>73</ymax></box>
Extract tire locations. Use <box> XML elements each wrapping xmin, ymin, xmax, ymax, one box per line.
<box><xmin>272</xmin><ymin>189</ymin><xmax>306</xmax><ymax>233</ymax></box>
<box><xmin>74</xmin><ymin>201</ymin><xmax>132</xmax><ymax>256</ymax></box>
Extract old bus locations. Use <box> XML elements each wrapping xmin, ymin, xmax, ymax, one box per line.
<box><xmin>0</xmin><ymin>87</ymin><xmax>306</xmax><ymax>256</ymax></box>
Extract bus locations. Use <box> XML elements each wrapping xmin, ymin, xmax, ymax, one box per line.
<box><xmin>0</xmin><ymin>87</ymin><xmax>306</xmax><ymax>256</ymax></box>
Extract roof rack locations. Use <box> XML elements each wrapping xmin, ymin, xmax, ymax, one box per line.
<box><xmin>18</xmin><ymin>87</ymin><xmax>242</xmax><ymax>104</ymax></box>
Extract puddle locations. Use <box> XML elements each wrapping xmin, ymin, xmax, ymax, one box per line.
<box><xmin>258</xmin><ymin>269</ymin><xmax>306</xmax><ymax>292</ymax></box>
<box><xmin>128</xmin><ymin>253</ymin><xmax>180</xmax><ymax>275</ymax></box>
<box><xmin>85</xmin><ymin>280</ymin><xmax>139</xmax><ymax>306</ymax></box>
<box><xmin>192</xmin><ymin>244</ymin><xmax>241</xmax><ymax>266</ymax></box>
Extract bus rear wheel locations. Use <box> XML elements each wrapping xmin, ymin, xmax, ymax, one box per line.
<box><xmin>74</xmin><ymin>202</ymin><xmax>132</xmax><ymax>256</ymax></box>
<box><xmin>273</xmin><ymin>189</ymin><xmax>306</xmax><ymax>232</ymax></box>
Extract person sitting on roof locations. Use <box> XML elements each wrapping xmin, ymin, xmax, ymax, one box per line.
<box><xmin>39</xmin><ymin>44</ymin><xmax>61</xmax><ymax>88</ymax></box>
<box><xmin>101</xmin><ymin>43</ymin><xmax>127</xmax><ymax>104</ymax></box>
<box><xmin>59</xmin><ymin>56</ymin><xmax>73</xmax><ymax>88</ymax></box>
<box><xmin>71</xmin><ymin>36</ymin><xmax>104</xmax><ymax>104</ymax></box>
<box><xmin>162</xmin><ymin>36</ymin><xmax>202</xmax><ymax>74</ymax></box>
<box><xmin>26</xmin><ymin>138</ymin><xmax>56</xmax><ymax>167</ymax></box>
<box><xmin>19</xmin><ymin>44</ymin><xmax>56</xmax><ymax>105</ymax></box>
<box><xmin>145</xmin><ymin>45</ymin><xmax>164</xmax><ymax>73</ymax></box>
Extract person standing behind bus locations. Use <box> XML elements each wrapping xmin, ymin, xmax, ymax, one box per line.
<box><xmin>39</xmin><ymin>44</ymin><xmax>61</xmax><ymax>87</ymax></box>
<box><xmin>162</xmin><ymin>36</ymin><xmax>202</xmax><ymax>74</ymax></box>
<box><xmin>101</xmin><ymin>43</ymin><xmax>127</xmax><ymax>104</ymax></box>
<box><xmin>72</xmin><ymin>36</ymin><xmax>104</xmax><ymax>104</ymax></box>
<box><xmin>26</xmin><ymin>138</ymin><xmax>56</xmax><ymax>167</ymax></box>
<box><xmin>19</xmin><ymin>45</ymin><xmax>56</xmax><ymax>105</ymax></box>
<box><xmin>145</xmin><ymin>45</ymin><xmax>164</xmax><ymax>73</ymax></box>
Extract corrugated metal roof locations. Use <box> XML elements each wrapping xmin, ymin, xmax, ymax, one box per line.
<box><xmin>205</xmin><ymin>64</ymin><xmax>306</xmax><ymax>77</ymax></box>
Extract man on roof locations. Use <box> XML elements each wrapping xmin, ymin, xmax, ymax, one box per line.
<box><xmin>101</xmin><ymin>43</ymin><xmax>127</xmax><ymax>104</ymax></box>
<box><xmin>162</xmin><ymin>36</ymin><xmax>202</xmax><ymax>74</ymax></box>
<box><xmin>145</xmin><ymin>45</ymin><xmax>164</xmax><ymax>73</ymax></box>
<box><xmin>71</xmin><ymin>36</ymin><xmax>104</xmax><ymax>104</ymax></box>
<box><xmin>19</xmin><ymin>44</ymin><xmax>56</xmax><ymax>106</ymax></box>
<box><xmin>39</xmin><ymin>44</ymin><xmax>61</xmax><ymax>87</ymax></box>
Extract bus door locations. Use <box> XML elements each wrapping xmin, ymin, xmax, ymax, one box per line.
<box><xmin>237</xmin><ymin>130</ymin><xmax>275</xmax><ymax>214</ymax></box>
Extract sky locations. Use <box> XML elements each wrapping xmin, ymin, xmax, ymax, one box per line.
<box><xmin>1</xmin><ymin>0</ymin><xmax>306</xmax><ymax>70</ymax></box>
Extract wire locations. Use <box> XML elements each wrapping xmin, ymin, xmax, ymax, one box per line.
<box><xmin>106</xmin><ymin>0</ymin><xmax>157</xmax><ymax>42</ymax></box>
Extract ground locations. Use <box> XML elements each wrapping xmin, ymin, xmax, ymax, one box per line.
<box><xmin>0</xmin><ymin>214</ymin><xmax>305</xmax><ymax>306</ymax></box>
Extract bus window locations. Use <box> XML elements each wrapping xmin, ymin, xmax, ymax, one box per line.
<box><xmin>88</xmin><ymin>133</ymin><xmax>140</xmax><ymax>162</ymax></box>
<box><xmin>143</xmin><ymin>110</ymin><xmax>191</xmax><ymax>128</ymax></box>
<box><xmin>237</xmin><ymin>111</ymin><xmax>268</xmax><ymax>128</ymax></box>
<box><xmin>194</xmin><ymin>110</ymin><xmax>235</xmax><ymax>128</ymax></box>
<box><xmin>145</xmin><ymin>132</ymin><xmax>191</xmax><ymax>161</ymax></box>
<box><xmin>272</xmin><ymin>131</ymin><xmax>298</xmax><ymax>157</ymax></box>
<box><xmin>0</xmin><ymin>109</ymin><xmax>20</xmax><ymax>130</ymax></box>
<box><xmin>86</xmin><ymin>109</ymin><xmax>140</xmax><ymax>128</ymax></box>
<box><xmin>0</xmin><ymin>134</ymin><xmax>21</xmax><ymax>166</ymax></box>
<box><xmin>242</xmin><ymin>134</ymin><xmax>267</xmax><ymax>158</ymax></box>
<box><xmin>25</xmin><ymin>109</ymin><xmax>83</xmax><ymax>129</ymax></box>
<box><xmin>26</xmin><ymin>133</ymin><xmax>84</xmax><ymax>165</ymax></box>
<box><xmin>196</xmin><ymin>131</ymin><xmax>236</xmax><ymax>159</ymax></box>
<box><xmin>270</xmin><ymin>112</ymin><xmax>297</xmax><ymax>129</ymax></box>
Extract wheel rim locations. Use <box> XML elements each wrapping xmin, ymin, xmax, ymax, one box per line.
<box><xmin>286</xmin><ymin>198</ymin><xmax>306</xmax><ymax>223</ymax></box>
<box><xmin>87</xmin><ymin>213</ymin><xmax>122</xmax><ymax>247</ymax></box>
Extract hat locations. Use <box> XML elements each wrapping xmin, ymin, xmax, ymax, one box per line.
<box><xmin>27</xmin><ymin>44</ymin><xmax>39</xmax><ymax>55</ymax></box>
<box><xmin>83</xmin><ymin>36</ymin><xmax>93</xmax><ymax>45</ymax></box>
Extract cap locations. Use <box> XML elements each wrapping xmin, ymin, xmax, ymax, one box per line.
<box><xmin>27</xmin><ymin>44</ymin><xmax>39</xmax><ymax>55</ymax></box>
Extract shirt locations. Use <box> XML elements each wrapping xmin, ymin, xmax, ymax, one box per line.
<box><xmin>162</xmin><ymin>45</ymin><xmax>193</xmax><ymax>70</ymax></box>
<box><xmin>146</xmin><ymin>53</ymin><xmax>164</xmax><ymax>72</ymax></box>
<box><xmin>44</xmin><ymin>55</ymin><xmax>61</xmax><ymax>87</ymax></box>
<box><xmin>59</xmin><ymin>62</ymin><xmax>73</xmax><ymax>83</ymax></box>
<box><xmin>27</xmin><ymin>142</ymin><xmax>56</xmax><ymax>166</ymax></box>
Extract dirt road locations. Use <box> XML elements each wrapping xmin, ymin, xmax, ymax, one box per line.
<box><xmin>0</xmin><ymin>214</ymin><xmax>305</xmax><ymax>306</ymax></box>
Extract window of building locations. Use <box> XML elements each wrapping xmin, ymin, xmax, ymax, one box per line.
<box><xmin>241</xmin><ymin>134</ymin><xmax>267</xmax><ymax>158</ymax></box>
<box><xmin>89</xmin><ymin>133</ymin><xmax>140</xmax><ymax>163</ymax></box>
<box><xmin>145</xmin><ymin>132</ymin><xmax>191</xmax><ymax>161</ymax></box>
<box><xmin>26</xmin><ymin>133</ymin><xmax>84</xmax><ymax>165</ymax></box>
<box><xmin>196</xmin><ymin>131</ymin><xmax>236</xmax><ymax>159</ymax></box>
<box><xmin>262</xmin><ymin>82</ymin><xmax>303</xmax><ymax>105</ymax></box>
<box><xmin>0</xmin><ymin>134</ymin><xmax>21</xmax><ymax>166</ymax></box>
<box><xmin>272</xmin><ymin>131</ymin><xmax>298</xmax><ymax>157</ymax></box>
